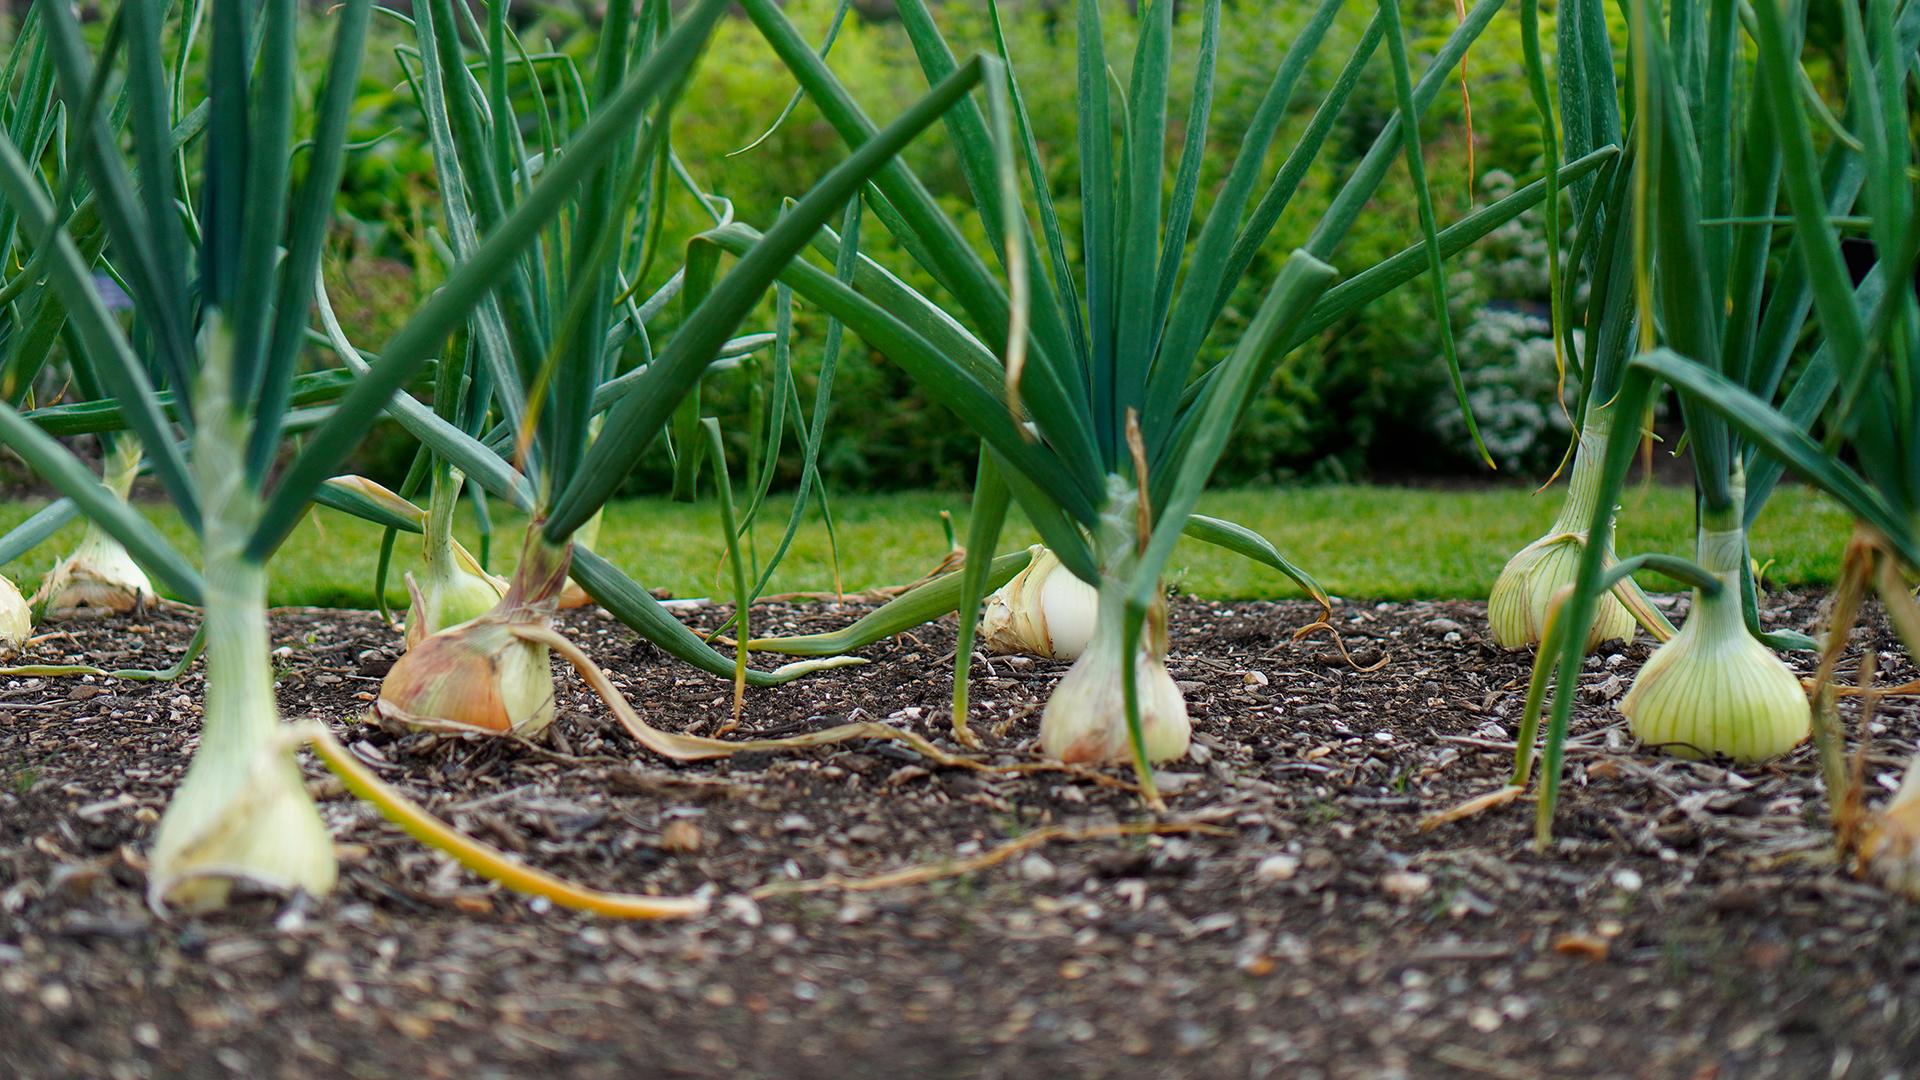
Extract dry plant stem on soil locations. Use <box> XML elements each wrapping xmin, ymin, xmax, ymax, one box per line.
<box><xmin>300</xmin><ymin>723</ymin><xmax>709</xmax><ymax>919</ymax></box>
<box><xmin>1817</xmin><ymin>532</ymin><xmax>1920</xmax><ymax>899</ymax></box>
<box><xmin>524</xmin><ymin>622</ymin><xmax>1139</xmax><ymax>790</ymax></box>
<box><xmin>751</xmin><ymin>822</ymin><xmax>1230</xmax><ymax>899</ymax></box>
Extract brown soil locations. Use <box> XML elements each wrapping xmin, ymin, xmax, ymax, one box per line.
<box><xmin>1</xmin><ymin>590</ymin><xmax>1916</xmax><ymax>1079</ymax></box>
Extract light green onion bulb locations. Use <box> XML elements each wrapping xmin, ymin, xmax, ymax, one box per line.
<box><xmin>404</xmin><ymin>539</ymin><xmax>507</xmax><ymax>650</ymax></box>
<box><xmin>1488</xmin><ymin>410</ymin><xmax>1636</xmax><ymax>651</ymax></box>
<box><xmin>147</xmin><ymin>561</ymin><xmax>336</xmax><ymax>912</ymax></box>
<box><xmin>1620</xmin><ymin>525</ymin><xmax>1809</xmax><ymax>761</ymax></box>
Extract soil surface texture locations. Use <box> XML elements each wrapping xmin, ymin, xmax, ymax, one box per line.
<box><xmin>2</xmin><ymin>589</ymin><xmax>1917</xmax><ymax>1079</ymax></box>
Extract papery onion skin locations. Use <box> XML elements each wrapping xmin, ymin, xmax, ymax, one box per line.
<box><xmin>35</xmin><ymin>439</ymin><xmax>156</xmax><ymax>619</ymax></box>
<box><xmin>378</xmin><ymin>615</ymin><xmax>555</xmax><ymax>737</ymax></box>
<box><xmin>378</xmin><ymin>528</ymin><xmax>568</xmax><ymax>738</ymax></box>
<box><xmin>981</xmin><ymin>547</ymin><xmax>1099</xmax><ymax>660</ymax></box>
<box><xmin>33</xmin><ymin>526</ymin><xmax>158</xmax><ymax>619</ymax></box>
<box><xmin>1858</xmin><ymin>779</ymin><xmax>1920</xmax><ymax>901</ymax></box>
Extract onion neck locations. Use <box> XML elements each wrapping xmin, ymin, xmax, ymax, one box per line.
<box><xmin>71</xmin><ymin>437</ymin><xmax>144</xmax><ymax>560</ymax></box>
<box><xmin>1549</xmin><ymin>406</ymin><xmax>1618</xmax><ymax>540</ymax></box>
<box><xmin>422</xmin><ymin>463</ymin><xmax>465</xmax><ymax>578</ymax></box>
<box><xmin>1087</xmin><ymin>474</ymin><xmax>1168</xmax><ymax>661</ymax></box>
<box><xmin>1690</xmin><ymin>478</ymin><xmax>1748</xmax><ymax>639</ymax></box>
<box><xmin>192</xmin><ymin>389</ymin><xmax>280</xmax><ymax>761</ymax></box>
<box><xmin>502</xmin><ymin>522</ymin><xmax>573</xmax><ymax>618</ymax></box>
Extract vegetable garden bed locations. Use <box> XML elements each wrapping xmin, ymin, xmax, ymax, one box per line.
<box><xmin>3</xmin><ymin>591</ymin><xmax>1915</xmax><ymax>1078</ymax></box>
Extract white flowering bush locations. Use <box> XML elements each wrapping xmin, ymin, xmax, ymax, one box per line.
<box><xmin>1427</xmin><ymin>170</ymin><xmax>1575</xmax><ymax>473</ymax></box>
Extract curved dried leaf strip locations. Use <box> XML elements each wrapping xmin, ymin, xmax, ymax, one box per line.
<box><xmin>301</xmin><ymin>723</ymin><xmax>707</xmax><ymax>920</ymax></box>
<box><xmin>518</xmin><ymin>623</ymin><xmax>1134</xmax><ymax>790</ymax></box>
<box><xmin>1418</xmin><ymin>785</ymin><xmax>1524</xmax><ymax>833</ymax></box>
<box><xmin>1289</xmin><ymin>621</ymin><xmax>1388</xmax><ymax>673</ymax></box>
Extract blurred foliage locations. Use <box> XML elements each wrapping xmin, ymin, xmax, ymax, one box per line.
<box><xmin>19</xmin><ymin>2</ymin><xmax>1565</xmax><ymax>491</ymax></box>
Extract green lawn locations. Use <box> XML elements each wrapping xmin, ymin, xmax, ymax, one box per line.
<box><xmin>0</xmin><ymin>484</ymin><xmax>1851</xmax><ymax>608</ymax></box>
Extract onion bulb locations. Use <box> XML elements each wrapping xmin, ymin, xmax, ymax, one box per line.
<box><xmin>1620</xmin><ymin>526</ymin><xmax>1809</xmax><ymax>761</ymax></box>
<box><xmin>981</xmin><ymin>546</ymin><xmax>1099</xmax><ymax>659</ymax></box>
<box><xmin>1039</xmin><ymin>590</ymin><xmax>1189</xmax><ymax>765</ymax></box>
<box><xmin>1855</xmin><ymin>757</ymin><xmax>1920</xmax><ymax>900</ymax></box>
<box><xmin>376</xmin><ymin>613</ymin><xmax>555</xmax><ymax>737</ymax></box>
<box><xmin>0</xmin><ymin>576</ymin><xmax>29</xmax><ymax>656</ymax></box>
<box><xmin>32</xmin><ymin>523</ymin><xmax>157</xmax><ymax>618</ymax></box>
<box><xmin>148</xmin><ymin>558</ymin><xmax>335</xmax><ymax>913</ymax></box>
<box><xmin>34</xmin><ymin>439</ymin><xmax>155</xmax><ymax>619</ymax></box>
<box><xmin>1489</xmin><ymin>532</ymin><xmax>1637</xmax><ymax>650</ymax></box>
<box><xmin>1488</xmin><ymin>409</ymin><xmax>1635</xmax><ymax>651</ymax></box>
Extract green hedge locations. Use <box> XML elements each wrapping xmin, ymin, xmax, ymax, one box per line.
<box><xmin>314</xmin><ymin>2</ymin><xmax>1561</xmax><ymax>492</ymax></box>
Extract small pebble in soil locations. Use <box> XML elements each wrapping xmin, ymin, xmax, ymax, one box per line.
<box><xmin>1019</xmin><ymin>854</ymin><xmax>1057</xmax><ymax>883</ymax></box>
<box><xmin>1254</xmin><ymin>854</ymin><xmax>1300</xmax><ymax>882</ymax></box>
<box><xmin>1381</xmin><ymin>871</ymin><xmax>1432</xmax><ymax>900</ymax></box>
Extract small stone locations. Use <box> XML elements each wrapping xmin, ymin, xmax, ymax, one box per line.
<box><xmin>721</xmin><ymin>895</ymin><xmax>762</xmax><ymax>927</ymax></box>
<box><xmin>1150</xmin><ymin>771</ymin><xmax>1201</xmax><ymax>794</ymax></box>
<box><xmin>1426</xmin><ymin>618</ymin><xmax>1464</xmax><ymax>635</ymax></box>
<box><xmin>844</xmin><ymin>824</ymin><xmax>887</xmax><ymax>846</ymax></box>
<box><xmin>1241</xmin><ymin>670</ymin><xmax>1269</xmax><ymax>687</ymax></box>
<box><xmin>1019</xmin><ymin>854</ymin><xmax>1057</xmax><ymax>883</ymax></box>
<box><xmin>38</xmin><ymin>984</ymin><xmax>72</xmax><ymax>1012</ymax></box>
<box><xmin>659</xmin><ymin>820</ymin><xmax>703</xmax><ymax>854</ymax></box>
<box><xmin>1381</xmin><ymin>871</ymin><xmax>1432</xmax><ymax>900</ymax></box>
<box><xmin>777</xmin><ymin>814</ymin><xmax>813</xmax><ymax>834</ymax></box>
<box><xmin>132</xmin><ymin>1023</ymin><xmax>161</xmax><ymax>1049</ymax></box>
<box><xmin>1611</xmin><ymin>868</ymin><xmax>1643</xmax><ymax>892</ymax></box>
<box><xmin>1254</xmin><ymin>854</ymin><xmax>1299</xmax><ymax>882</ymax></box>
<box><xmin>1468</xmin><ymin>1006</ymin><xmax>1502</xmax><ymax>1033</ymax></box>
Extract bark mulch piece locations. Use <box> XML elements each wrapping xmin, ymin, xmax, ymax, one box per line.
<box><xmin>2</xmin><ymin>590</ymin><xmax>1917</xmax><ymax>1078</ymax></box>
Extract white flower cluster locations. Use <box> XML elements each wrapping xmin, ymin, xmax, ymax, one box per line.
<box><xmin>1428</xmin><ymin>170</ymin><xmax>1576</xmax><ymax>473</ymax></box>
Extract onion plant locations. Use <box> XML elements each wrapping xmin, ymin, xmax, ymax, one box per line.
<box><xmin>727</xmin><ymin>0</ymin><xmax>1619</xmax><ymax>796</ymax></box>
<box><xmin>1486</xmin><ymin>0</ymin><xmax>1671</xmax><ymax>653</ymax></box>
<box><xmin>326</xmin><ymin>0</ymin><xmax>1058</xmax><ymax>762</ymax></box>
<box><xmin>0</xmin><ymin>0</ymin><xmax>740</xmax><ymax>910</ymax></box>
<box><xmin>0</xmin><ymin>6</ymin><xmax>169</xmax><ymax>637</ymax></box>
<box><xmin>1519</xmin><ymin>0</ymin><xmax>1920</xmax><ymax>846</ymax></box>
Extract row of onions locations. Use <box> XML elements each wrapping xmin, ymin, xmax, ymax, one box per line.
<box><xmin>0</xmin><ymin>0</ymin><xmax>1911</xmax><ymax>918</ymax></box>
<box><xmin>1478</xmin><ymin>0</ymin><xmax>1920</xmax><ymax>893</ymax></box>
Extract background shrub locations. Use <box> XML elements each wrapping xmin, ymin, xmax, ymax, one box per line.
<box><xmin>307</xmin><ymin>1</ymin><xmax>1564</xmax><ymax>491</ymax></box>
